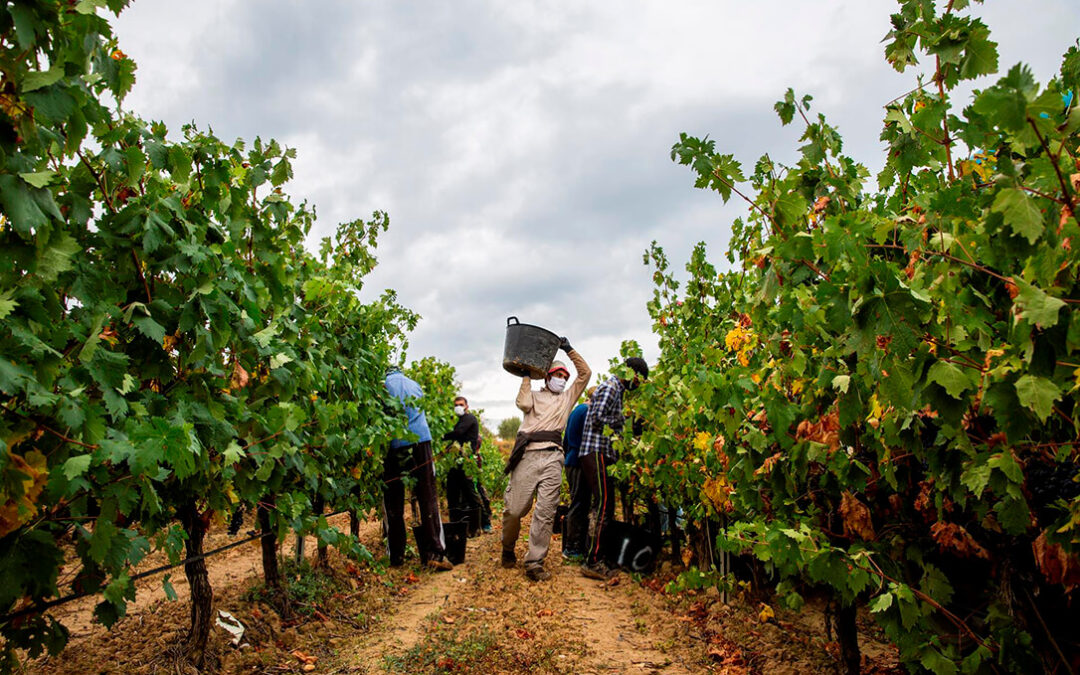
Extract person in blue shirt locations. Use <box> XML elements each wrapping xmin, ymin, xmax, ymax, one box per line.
<box><xmin>561</xmin><ymin>387</ymin><xmax>594</xmax><ymax>560</ymax></box>
<box><xmin>383</xmin><ymin>368</ymin><xmax>453</xmax><ymax>571</ymax></box>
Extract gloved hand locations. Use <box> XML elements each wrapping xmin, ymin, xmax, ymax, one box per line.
<box><xmin>559</xmin><ymin>336</ymin><xmax>573</xmax><ymax>353</ymax></box>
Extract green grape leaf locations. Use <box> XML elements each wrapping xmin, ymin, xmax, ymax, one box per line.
<box><xmin>1014</xmin><ymin>374</ymin><xmax>1061</xmax><ymax>422</ymax></box>
<box><xmin>927</xmin><ymin>361</ymin><xmax>971</xmax><ymax>399</ymax></box>
<box><xmin>132</xmin><ymin>315</ymin><xmax>167</xmax><ymax>344</ymax></box>
<box><xmin>62</xmin><ymin>454</ymin><xmax>93</xmax><ymax>481</ymax></box>
<box><xmin>1013</xmin><ymin>278</ymin><xmax>1065</xmax><ymax>329</ymax></box>
<box><xmin>19</xmin><ymin>171</ymin><xmax>56</xmax><ymax>188</ymax></box>
<box><xmin>0</xmin><ymin>288</ymin><xmax>18</xmax><ymax>320</ymax></box>
<box><xmin>869</xmin><ymin>592</ymin><xmax>894</xmax><ymax>613</ymax></box>
<box><xmin>991</xmin><ymin>188</ymin><xmax>1044</xmax><ymax>244</ymax></box>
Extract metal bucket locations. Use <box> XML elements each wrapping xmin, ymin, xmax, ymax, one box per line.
<box><xmin>502</xmin><ymin>316</ymin><xmax>560</xmax><ymax>379</ymax></box>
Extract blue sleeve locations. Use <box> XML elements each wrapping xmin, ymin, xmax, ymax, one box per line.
<box><xmin>385</xmin><ymin>373</ymin><xmax>405</xmax><ymax>402</ymax></box>
<box><xmin>564</xmin><ymin>404</ymin><xmax>587</xmax><ymax>450</ymax></box>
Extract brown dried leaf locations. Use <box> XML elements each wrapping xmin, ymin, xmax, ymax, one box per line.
<box><xmin>1032</xmin><ymin>532</ymin><xmax>1080</xmax><ymax>588</ymax></box>
<box><xmin>795</xmin><ymin>409</ymin><xmax>841</xmax><ymax>455</ymax></box>
<box><xmin>291</xmin><ymin>650</ymin><xmax>317</xmax><ymax>664</ymax></box>
<box><xmin>1005</xmin><ymin>277</ymin><xmax>1019</xmax><ymax>299</ymax></box>
<box><xmin>930</xmin><ymin>521</ymin><xmax>989</xmax><ymax>560</ymax></box>
<box><xmin>1060</xmin><ymin>204</ymin><xmax>1073</xmax><ymax>233</ymax></box>
<box><xmin>230</xmin><ymin>361</ymin><xmax>250</xmax><ymax>390</ymax></box>
<box><xmin>0</xmin><ymin>452</ymin><xmax>48</xmax><ymax>538</ymax></box>
<box><xmin>914</xmin><ymin>480</ymin><xmax>935</xmax><ymax>520</ymax></box>
<box><xmin>753</xmin><ymin>453</ymin><xmax>783</xmax><ymax>478</ymax></box>
<box><xmin>840</xmin><ymin>492</ymin><xmax>876</xmax><ymax>541</ymax></box>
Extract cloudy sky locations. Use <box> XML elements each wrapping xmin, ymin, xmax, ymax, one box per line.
<box><xmin>113</xmin><ymin>1</ymin><xmax>1079</xmax><ymax>425</ymax></box>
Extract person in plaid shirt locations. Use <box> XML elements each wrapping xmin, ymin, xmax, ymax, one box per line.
<box><xmin>579</xmin><ymin>357</ymin><xmax>648</xmax><ymax>580</ymax></box>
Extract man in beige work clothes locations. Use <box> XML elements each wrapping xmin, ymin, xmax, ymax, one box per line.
<box><xmin>501</xmin><ymin>337</ymin><xmax>591</xmax><ymax>581</ymax></box>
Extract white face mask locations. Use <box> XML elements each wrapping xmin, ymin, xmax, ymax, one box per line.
<box><xmin>547</xmin><ymin>377</ymin><xmax>567</xmax><ymax>393</ymax></box>
<box><xmin>454</xmin><ymin>405</ymin><xmax>465</xmax><ymax>416</ymax></box>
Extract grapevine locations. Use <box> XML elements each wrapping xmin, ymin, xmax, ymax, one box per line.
<box><xmin>623</xmin><ymin>1</ymin><xmax>1080</xmax><ymax>672</ymax></box>
<box><xmin>0</xmin><ymin>2</ymin><xmax>422</xmax><ymax>669</ymax></box>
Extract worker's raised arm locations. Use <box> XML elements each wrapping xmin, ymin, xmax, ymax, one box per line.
<box><xmin>516</xmin><ymin>376</ymin><xmax>533</xmax><ymax>413</ymax></box>
<box><xmin>565</xmin><ymin>347</ymin><xmax>591</xmax><ymax>402</ymax></box>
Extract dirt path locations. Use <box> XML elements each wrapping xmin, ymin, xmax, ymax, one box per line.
<box><xmin>30</xmin><ymin>509</ymin><xmax>900</xmax><ymax>674</ymax></box>
<box><xmin>340</xmin><ymin>516</ymin><xmax>710</xmax><ymax>674</ymax></box>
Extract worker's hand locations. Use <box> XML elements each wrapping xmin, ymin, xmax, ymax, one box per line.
<box><xmin>559</xmin><ymin>336</ymin><xmax>573</xmax><ymax>353</ymax></box>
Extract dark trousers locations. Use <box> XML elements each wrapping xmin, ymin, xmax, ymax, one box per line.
<box><xmin>477</xmin><ymin>480</ymin><xmax>492</xmax><ymax>528</ymax></box>
<box><xmin>446</xmin><ymin>465</ymin><xmax>484</xmax><ymax>518</ymax></box>
<box><xmin>582</xmin><ymin>452</ymin><xmax>616</xmax><ymax>566</ymax></box>
<box><xmin>564</xmin><ymin>464</ymin><xmax>590</xmax><ymax>553</ymax></box>
<box><xmin>382</xmin><ymin>441</ymin><xmax>444</xmax><ymax>563</ymax></box>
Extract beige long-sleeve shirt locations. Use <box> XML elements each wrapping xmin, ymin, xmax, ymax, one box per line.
<box><xmin>516</xmin><ymin>349</ymin><xmax>592</xmax><ymax>451</ymax></box>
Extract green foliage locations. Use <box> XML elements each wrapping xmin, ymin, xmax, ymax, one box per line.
<box><xmin>404</xmin><ymin>359</ymin><xmax>507</xmax><ymax>498</ymax></box>
<box><xmin>474</xmin><ymin>429</ymin><xmax>508</xmax><ymax>499</ymax></box>
<box><xmin>0</xmin><ymin>1</ymin><xmax>422</xmax><ymax>667</ymax></box>
<box><xmin>497</xmin><ymin>416</ymin><xmax>521</xmax><ymax>440</ymax></box>
<box><xmin>405</xmin><ymin>357</ymin><xmax>462</xmax><ymax>479</ymax></box>
<box><xmin>625</xmin><ymin>1</ymin><xmax>1080</xmax><ymax>672</ymax></box>
<box><xmin>247</xmin><ymin>559</ymin><xmax>347</xmax><ymax>618</ymax></box>
<box><xmin>383</xmin><ymin>625</ymin><xmax>500</xmax><ymax>673</ymax></box>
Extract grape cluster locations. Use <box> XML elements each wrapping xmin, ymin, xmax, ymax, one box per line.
<box><xmin>1026</xmin><ymin>461</ymin><xmax>1080</xmax><ymax>515</ymax></box>
<box><xmin>227</xmin><ymin>505</ymin><xmax>246</xmax><ymax>536</ymax></box>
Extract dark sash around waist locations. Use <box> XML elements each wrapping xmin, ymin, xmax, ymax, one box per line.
<box><xmin>504</xmin><ymin>430</ymin><xmax>563</xmax><ymax>474</ymax></box>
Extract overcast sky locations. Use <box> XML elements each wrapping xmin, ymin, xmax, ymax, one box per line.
<box><xmin>113</xmin><ymin>1</ymin><xmax>1079</xmax><ymax>426</ymax></box>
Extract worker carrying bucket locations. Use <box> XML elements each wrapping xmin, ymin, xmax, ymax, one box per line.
<box><xmin>502</xmin><ymin>316</ymin><xmax>561</xmax><ymax>378</ymax></box>
<box><xmin>500</xmin><ymin>317</ymin><xmax>591</xmax><ymax>582</ymax></box>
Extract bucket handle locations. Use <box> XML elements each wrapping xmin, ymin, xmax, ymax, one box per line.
<box><xmin>507</xmin><ymin>316</ymin><xmax>519</xmax><ymax>326</ymax></box>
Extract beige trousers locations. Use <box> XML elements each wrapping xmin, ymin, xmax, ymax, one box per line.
<box><xmin>501</xmin><ymin>449</ymin><xmax>563</xmax><ymax>570</ymax></box>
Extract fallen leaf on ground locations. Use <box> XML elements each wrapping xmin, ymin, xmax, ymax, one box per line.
<box><xmin>291</xmin><ymin>649</ymin><xmax>317</xmax><ymax>664</ymax></box>
<box><xmin>514</xmin><ymin>628</ymin><xmax>534</xmax><ymax>640</ymax></box>
<box><xmin>536</xmin><ymin>609</ymin><xmax>553</xmax><ymax>617</ymax></box>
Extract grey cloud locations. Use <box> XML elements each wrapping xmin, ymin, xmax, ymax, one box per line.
<box><xmin>114</xmin><ymin>0</ymin><xmax>1080</xmax><ymax>426</ymax></box>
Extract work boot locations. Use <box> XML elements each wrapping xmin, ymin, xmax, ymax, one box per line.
<box><xmin>501</xmin><ymin>549</ymin><xmax>517</xmax><ymax>569</ymax></box>
<box><xmin>581</xmin><ymin>560</ymin><xmax>617</xmax><ymax>580</ymax></box>
<box><xmin>426</xmin><ymin>555</ymin><xmax>453</xmax><ymax>572</ymax></box>
<box><xmin>525</xmin><ymin>566</ymin><xmax>552</xmax><ymax>582</ymax></box>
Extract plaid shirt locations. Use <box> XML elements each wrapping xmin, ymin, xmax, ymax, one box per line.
<box><xmin>579</xmin><ymin>376</ymin><xmax>625</xmax><ymax>461</ymax></box>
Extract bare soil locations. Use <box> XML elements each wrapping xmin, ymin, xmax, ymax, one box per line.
<box><xmin>26</xmin><ymin>510</ymin><xmax>903</xmax><ymax>674</ymax></box>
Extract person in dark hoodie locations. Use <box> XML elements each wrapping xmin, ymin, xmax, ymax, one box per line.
<box><xmin>579</xmin><ymin>357</ymin><xmax>648</xmax><ymax>580</ymax></box>
<box><xmin>442</xmin><ymin>396</ymin><xmax>492</xmax><ymax>534</ymax></box>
